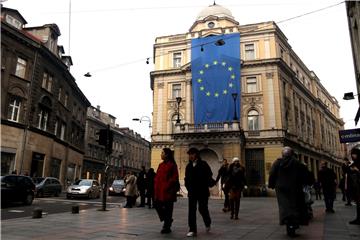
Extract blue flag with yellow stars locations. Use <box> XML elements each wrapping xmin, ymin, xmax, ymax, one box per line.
<box><xmin>191</xmin><ymin>33</ymin><xmax>241</xmax><ymax>124</ymax></box>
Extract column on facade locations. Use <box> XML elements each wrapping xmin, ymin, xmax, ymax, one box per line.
<box><xmin>185</xmin><ymin>78</ymin><xmax>192</xmax><ymax>124</ymax></box>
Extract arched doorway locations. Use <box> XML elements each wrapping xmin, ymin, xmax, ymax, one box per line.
<box><xmin>199</xmin><ymin>148</ymin><xmax>221</xmax><ymax>197</ymax></box>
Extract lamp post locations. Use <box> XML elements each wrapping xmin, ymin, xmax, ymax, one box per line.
<box><xmin>176</xmin><ymin>97</ymin><xmax>182</xmax><ymax>124</ymax></box>
<box><xmin>232</xmin><ymin>93</ymin><xmax>238</xmax><ymax>121</ymax></box>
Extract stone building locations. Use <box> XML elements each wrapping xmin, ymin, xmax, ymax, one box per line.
<box><xmin>149</xmin><ymin>3</ymin><xmax>346</xmax><ymax>194</ymax></box>
<box><xmin>1</xmin><ymin>7</ymin><xmax>90</xmax><ymax>186</ymax></box>
<box><xmin>83</xmin><ymin>106</ymin><xmax>151</xmax><ymax>183</ymax></box>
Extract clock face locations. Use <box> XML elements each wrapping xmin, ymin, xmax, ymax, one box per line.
<box><xmin>208</xmin><ymin>22</ymin><xmax>215</xmax><ymax>29</ymax></box>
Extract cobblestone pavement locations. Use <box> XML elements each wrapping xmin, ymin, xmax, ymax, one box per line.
<box><xmin>1</xmin><ymin>196</ymin><xmax>360</xmax><ymax>239</ymax></box>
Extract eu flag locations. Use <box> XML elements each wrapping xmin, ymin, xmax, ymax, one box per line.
<box><xmin>191</xmin><ymin>33</ymin><xmax>241</xmax><ymax>124</ymax></box>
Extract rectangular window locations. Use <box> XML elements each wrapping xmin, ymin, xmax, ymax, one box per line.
<box><xmin>15</xmin><ymin>57</ymin><xmax>27</xmax><ymax>78</ymax></box>
<box><xmin>172</xmin><ymin>83</ymin><xmax>181</xmax><ymax>98</ymax></box>
<box><xmin>64</xmin><ymin>94</ymin><xmax>68</xmax><ymax>107</ymax></box>
<box><xmin>173</xmin><ymin>52</ymin><xmax>181</xmax><ymax>68</ymax></box>
<box><xmin>60</xmin><ymin>123</ymin><xmax>66</xmax><ymax>140</ymax></box>
<box><xmin>246</xmin><ymin>76</ymin><xmax>258</xmax><ymax>93</ymax></box>
<box><xmin>54</xmin><ymin>119</ymin><xmax>58</xmax><ymax>136</ymax></box>
<box><xmin>7</xmin><ymin>97</ymin><xmax>21</xmax><ymax>122</ymax></box>
<box><xmin>42</xmin><ymin>72</ymin><xmax>53</xmax><ymax>92</ymax></box>
<box><xmin>245</xmin><ymin>44</ymin><xmax>255</xmax><ymax>60</ymax></box>
<box><xmin>58</xmin><ymin>88</ymin><xmax>62</xmax><ymax>101</ymax></box>
<box><xmin>38</xmin><ymin>109</ymin><xmax>48</xmax><ymax>131</ymax></box>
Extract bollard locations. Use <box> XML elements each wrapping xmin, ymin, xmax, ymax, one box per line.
<box><xmin>32</xmin><ymin>208</ymin><xmax>42</xmax><ymax>218</ymax></box>
<box><xmin>72</xmin><ymin>205</ymin><xmax>79</xmax><ymax>214</ymax></box>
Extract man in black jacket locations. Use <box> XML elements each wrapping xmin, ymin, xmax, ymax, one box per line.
<box><xmin>318</xmin><ymin>161</ymin><xmax>337</xmax><ymax>213</ymax></box>
<box><xmin>215</xmin><ymin>158</ymin><xmax>230</xmax><ymax>212</ymax></box>
<box><xmin>185</xmin><ymin>147</ymin><xmax>215</xmax><ymax>237</ymax></box>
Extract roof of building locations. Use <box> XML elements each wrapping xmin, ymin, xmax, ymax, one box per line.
<box><xmin>196</xmin><ymin>3</ymin><xmax>234</xmax><ymax>21</ymax></box>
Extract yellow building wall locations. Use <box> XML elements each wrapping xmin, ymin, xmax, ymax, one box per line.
<box><xmin>264</xmin><ymin>146</ymin><xmax>282</xmax><ymax>184</ymax></box>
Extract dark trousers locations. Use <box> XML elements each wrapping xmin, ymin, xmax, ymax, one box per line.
<box><xmin>223</xmin><ymin>189</ymin><xmax>230</xmax><ymax>209</ymax></box>
<box><xmin>188</xmin><ymin>196</ymin><xmax>211</xmax><ymax>232</ymax></box>
<box><xmin>315</xmin><ymin>190</ymin><xmax>322</xmax><ymax>200</ymax></box>
<box><xmin>229</xmin><ymin>189</ymin><xmax>241</xmax><ymax>218</ymax></box>
<box><xmin>323</xmin><ymin>190</ymin><xmax>335</xmax><ymax>210</ymax></box>
<box><xmin>139</xmin><ymin>188</ymin><xmax>146</xmax><ymax>206</ymax></box>
<box><xmin>155</xmin><ymin>201</ymin><xmax>174</xmax><ymax>229</ymax></box>
<box><xmin>146</xmin><ymin>193</ymin><xmax>154</xmax><ymax>208</ymax></box>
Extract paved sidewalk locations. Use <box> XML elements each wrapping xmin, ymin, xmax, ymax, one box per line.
<box><xmin>1</xmin><ymin>196</ymin><xmax>359</xmax><ymax>240</ymax></box>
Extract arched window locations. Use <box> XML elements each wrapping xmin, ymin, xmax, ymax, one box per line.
<box><xmin>247</xmin><ymin>110</ymin><xmax>259</xmax><ymax>130</ymax></box>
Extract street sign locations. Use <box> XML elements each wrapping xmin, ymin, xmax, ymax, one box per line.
<box><xmin>339</xmin><ymin>128</ymin><xmax>360</xmax><ymax>143</ymax></box>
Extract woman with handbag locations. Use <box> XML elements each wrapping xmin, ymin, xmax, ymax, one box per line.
<box><xmin>225</xmin><ymin>157</ymin><xmax>246</xmax><ymax>220</ymax></box>
<box><xmin>154</xmin><ymin>148</ymin><xmax>179</xmax><ymax>234</ymax></box>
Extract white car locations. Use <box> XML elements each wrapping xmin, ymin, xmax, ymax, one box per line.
<box><xmin>66</xmin><ymin>179</ymin><xmax>101</xmax><ymax>199</ymax></box>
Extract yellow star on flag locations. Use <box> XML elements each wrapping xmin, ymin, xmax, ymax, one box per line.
<box><xmin>206</xmin><ymin>91</ymin><xmax>211</xmax><ymax>96</ymax></box>
<box><xmin>228</xmin><ymin>66</ymin><xmax>233</xmax><ymax>71</ymax></box>
<box><xmin>231</xmin><ymin>74</ymin><xmax>235</xmax><ymax>79</ymax></box>
<box><xmin>222</xmin><ymin>61</ymin><xmax>226</xmax><ymax>66</ymax></box>
<box><xmin>213</xmin><ymin>60</ymin><xmax>218</xmax><ymax>65</ymax></box>
<box><xmin>229</xmin><ymin>83</ymin><xmax>233</xmax><ymax>88</ymax></box>
<box><xmin>214</xmin><ymin>92</ymin><xmax>219</xmax><ymax>97</ymax></box>
<box><xmin>197</xmin><ymin>78</ymin><xmax>202</xmax><ymax>83</ymax></box>
<box><xmin>223</xmin><ymin>89</ymin><xmax>228</xmax><ymax>94</ymax></box>
<box><xmin>200</xmin><ymin>86</ymin><xmax>205</xmax><ymax>91</ymax></box>
<box><xmin>205</xmin><ymin>64</ymin><xmax>210</xmax><ymax>68</ymax></box>
<box><xmin>199</xmin><ymin>70</ymin><xmax>204</xmax><ymax>75</ymax></box>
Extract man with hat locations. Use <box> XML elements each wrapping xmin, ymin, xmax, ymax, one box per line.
<box><xmin>185</xmin><ymin>147</ymin><xmax>215</xmax><ymax>237</ymax></box>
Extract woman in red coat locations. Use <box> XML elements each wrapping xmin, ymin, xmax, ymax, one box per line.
<box><xmin>154</xmin><ymin>148</ymin><xmax>179</xmax><ymax>234</ymax></box>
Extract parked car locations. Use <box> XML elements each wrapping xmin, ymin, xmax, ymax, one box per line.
<box><xmin>66</xmin><ymin>179</ymin><xmax>101</xmax><ymax>199</ymax></box>
<box><xmin>1</xmin><ymin>175</ymin><xmax>36</xmax><ymax>206</ymax></box>
<box><xmin>108</xmin><ymin>179</ymin><xmax>125</xmax><ymax>196</ymax></box>
<box><xmin>33</xmin><ymin>177</ymin><xmax>62</xmax><ymax>197</ymax></box>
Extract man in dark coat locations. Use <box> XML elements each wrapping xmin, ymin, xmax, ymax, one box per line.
<box><xmin>268</xmin><ymin>147</ymin><xmax>309</xmax><ymax>237</ymax></box>
<box><xmin>215</xmin><ymin>158</ymin><xmax>230</xmax><ymax>212</ymax></box>
<box><xmin>185</xmin><ymin>147</ymin><xmax>215</xmax><ymax>237</ymax></box>
<box><xmin>318</xmin><ymin>161</ymin><xmax>337</xmax><ymax>213</ymax></box>
<box><xmin>137</xmin><ymin>166</ymin><xmax>147</xmax><ymax>207</ymax></box>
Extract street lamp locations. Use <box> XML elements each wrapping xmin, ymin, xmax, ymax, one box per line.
<box><xmin>343</xmin><ymin>92</ymin><xmax>358</xmax><ymax>100</ymax></box>
<box><xmin>132</xmin><ymin>116</ymin><xmax>151</xmax><ymax>128</ymax></box>
<box><xmin>232</xmin><ymin>93</ymin><xmax>238</xmax><ymax>121</ymax></box>
<box><xmin>176</xmin><ymin>97</ymin><xmax>182</xmax><ymax>124</ymax></box>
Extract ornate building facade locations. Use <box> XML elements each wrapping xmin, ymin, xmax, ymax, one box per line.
<box><xmin>150</xmin><ymin>4</ymin><xmax>346</xmax><ymax>194</ymax></box>
<box><xmin>1</xmin><ymin>7</ymin><xmax>90</xmax><ymax>186</ymax></box>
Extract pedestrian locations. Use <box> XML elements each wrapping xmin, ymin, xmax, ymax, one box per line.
<box><xmin>318</xmin><ymin>161</ymin><xmax>337</xmax><ymax>213</ymax></box>
<box><xmin>268</xmin><ymin>146</ymin><xmax>310</xmax><ymax>237</ymax></box>
<box><xmin>137</xmin><ymin>166</ymin><xmax>147</xmax><ymax>207</ymax></box>
<box><xmin>342</xmin><ymin>158</ymin><xmax>353</xmax><ymax>206</ymax></box>
<box><xmin>154</xmin><ymin>148</ymin><xmax>180</xmax><ymax>234</ymax></box>
<box><xmin>225</xmin><ymin>157</ymin><xmax>246</xmax><ymax>220</ymax></box>
<box><xmin>215</xmin><ymin>158</ymin><xmax>230</xmax><ymax>212</ymax></box>
<box><xmin>313</xmin><ymin>180</ymin><xmax>322</xmax><ymax>200</ymax></box>
<box><xmin>185</xmin><ymin>147</ymin><xmax>216</xmax><ymax>237</ymax></box>
<box><xmin>339</xmin><ymin>175</ymin><xmax>347</xmax><ymax>201</ymax></box>
<box><xmin>146</xmin><ymin>168</ymin><xmax>156</xmax><ymax>209</ymax></box>
<box><xmin>345</xmin><ymin>146</ymin><xmax>360</xmax><ymax>225</ymax></box>
<box><xmin>124</xmin><ymin>171</ymin><xmax>138</xmax><ymax>208</ymax></box>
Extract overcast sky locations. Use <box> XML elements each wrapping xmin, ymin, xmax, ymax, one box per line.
<box><xmin>4</xmin><ymin>0</ymin><xmax>357</xmax><ymax>140</ymax></box>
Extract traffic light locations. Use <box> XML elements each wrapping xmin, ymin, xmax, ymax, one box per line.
<box><xmin>96</xmin><ymin>125</ymin><xmax>113</xmax><ymax>155</ymax></box>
